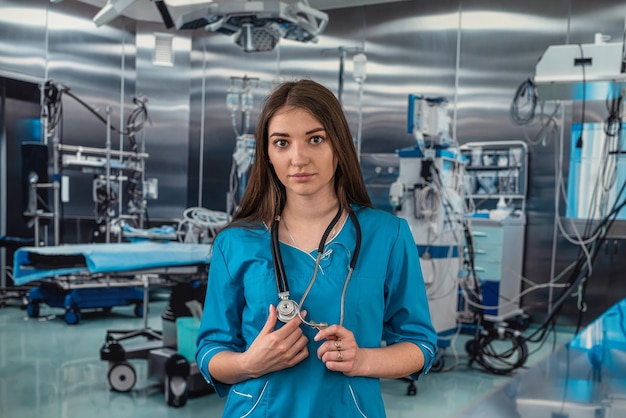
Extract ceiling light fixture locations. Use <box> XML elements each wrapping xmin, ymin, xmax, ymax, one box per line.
<box><xmin>175</xmin><ymin>0</ymin><xmax>328</xmax><ymax>52</ymax></box>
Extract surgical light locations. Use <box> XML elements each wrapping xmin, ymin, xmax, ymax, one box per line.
<box><xmin>240</xmin><ymin>22</ymin><xmax>256</xmax><ymax>53</ymax></box>
<box><xmin>91</xmin><ymin>0</ymin><xmax>137</xmax><ymax>27</ymax></box>
<box><xmin>77</xmin><ymin>0</ymin><xmax>175</xmax><ymax>29</ymax></box>
<box><xmin>175</xmin><ymin>0</ymin><xmax>329</xmax><ymax>53</ymax></box>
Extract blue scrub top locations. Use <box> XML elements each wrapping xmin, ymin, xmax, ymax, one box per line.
<box><xmin>196</xmin><ymin>206</ymin><xmax>437</xmax><ymax>417</ymax></box>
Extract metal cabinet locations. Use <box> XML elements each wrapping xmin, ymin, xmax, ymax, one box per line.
<box><xmin>471</xmin><ymin>216</ymin><xmax>526</xmax><ymax>322</ymax></box>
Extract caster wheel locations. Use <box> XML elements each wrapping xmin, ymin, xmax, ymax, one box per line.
<box><xmin>165</xmin><ymin>354</ymin><xmax>190</xmax><ymax>407</ymax></box>
<box><xmin>64</xmin><ymin>309</ymin><xmax>81</xmax><ymax>325</ymax></box>
<box><xmin>406</xmin><ymin>381</ymin><xmax>417</xmax><ymax>396</ymax></box>
<box><xmin>108</xmin><ymin>361</ymin><xmax>136</xmax><ymax>392</ymax></box>
<box><xmin>165</xmin><ymin>374</ymin><xmax>189</xmax><ymax>407</ymax></box>
<box><xmin>465</xmin><ymin>339</ymin><xmax>477</xmax><ymax>357</ymax></box>
<box><xmin>430</xmin><ymin>356</ymin><xmax>445</xmax><ymax>373</ymax></box>
<box><xmin>134</xmin><ymin>304</ymin><xmax>143</xmax><ymax>318</ymax></box>
<box><xmin>515</xmin><ymin>315</ymin><xmax>530</xmax><ymax>331</ymax></box>
<box><xmin>27</xmin><ymin>303</ymin><xmax>40</xmax><ymax>318</ymax></box>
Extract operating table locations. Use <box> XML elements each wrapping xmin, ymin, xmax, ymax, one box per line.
<box><xmin>13</xmin><ymin>241</ymin><xmax>212</xmax><ymax>324</ymax></box>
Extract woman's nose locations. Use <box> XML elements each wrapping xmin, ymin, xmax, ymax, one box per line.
<box><xmin>290</xmin><ymin>142</ymin><xmax>309</xmax><ymax>166</ymax></box>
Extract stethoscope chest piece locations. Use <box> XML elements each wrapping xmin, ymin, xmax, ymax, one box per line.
<box><xmin>277</xmin><ymin>296</ymin><xmax>299</xmax><ymax>322</ymax></box>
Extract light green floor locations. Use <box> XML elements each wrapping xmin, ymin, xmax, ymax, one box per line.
<box><xmin>0</xmin><ymin>293</ymin><xmax>574</xmax><ymax>418</ymax></box>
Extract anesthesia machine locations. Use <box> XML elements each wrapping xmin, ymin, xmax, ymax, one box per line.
<box><xmin>389</xmin><ymin>95</ymin><xmax>466</xmax><ymax>337</ymax></box>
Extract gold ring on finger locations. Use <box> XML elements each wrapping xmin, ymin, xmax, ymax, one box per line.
<box><xmin>337</xmin><ymin>350</ymin><xmax>343</xmax><ymax>361</ymax></box>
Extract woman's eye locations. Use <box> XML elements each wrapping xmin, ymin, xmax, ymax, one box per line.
<box><xmin>274</xmin><ymin>139</ymin><xmax>288</xmax><ymax>148</ymax></box>
<box><xmin>310</xmin><ymin>135</ymin><xmax>324</xmax><ymax>145</ymax></box>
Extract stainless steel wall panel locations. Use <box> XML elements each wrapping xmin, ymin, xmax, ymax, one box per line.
<box><xmin>135</xmin><ymin>22</ymin><xmax>191</xmax><ymax>219</ymax></box>
<box><xmin>187</xmin><ymin>43</ymin><xmax>205</xmax><ymax>207</ymax></box>
<box><xmin>0</xmin><ymin>0</ymin><xmax>47</xmax><ymax>81</ymax></box>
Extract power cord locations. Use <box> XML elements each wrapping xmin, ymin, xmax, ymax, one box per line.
<box><xmin>510</xmin><ymin>78</ymin><xmax>538</xmax><ymax>125</ymax></box>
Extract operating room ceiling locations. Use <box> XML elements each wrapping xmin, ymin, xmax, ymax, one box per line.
<box><xmin>71</xmin><ymin>0</ymin><xmax>410</xmax><ymax>25</ymax></box>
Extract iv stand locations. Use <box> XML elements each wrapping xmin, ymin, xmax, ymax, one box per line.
<box><xmin>322</xmin><ymin>46</ymin><xmax>363</xmax><ymax>105</ymax></box>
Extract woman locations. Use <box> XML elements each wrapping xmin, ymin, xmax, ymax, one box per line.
<box><xmin>196</xmin><ymin>79</ymin><xmax>437</xmax><ymax>417</ymax></box>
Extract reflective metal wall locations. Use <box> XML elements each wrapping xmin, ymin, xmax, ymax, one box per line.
<box><xmin>135</xmin><ymin>21</ymin><xmax>191</xmax><ymax>219</ymax></box>
<box><xmin>1</xmin><ymin>0</ymin><xmax>626</xmax><ymax>322</ymax></box>
<box><xmin>0</xmin><ymin>0</ymin><xmax>47</xmax><ymax>82</ymax></box>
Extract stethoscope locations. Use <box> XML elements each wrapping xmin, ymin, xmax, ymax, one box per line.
<box><xmin>271</xmin><ymin>206</ymin><xmax>362</xmax><ymax>330</ymax></box>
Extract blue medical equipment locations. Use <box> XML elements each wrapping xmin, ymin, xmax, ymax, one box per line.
<box><xmin>271</xmin><ymin>206</ymin><xmax>361</xmax><ymax>329</ymax></box>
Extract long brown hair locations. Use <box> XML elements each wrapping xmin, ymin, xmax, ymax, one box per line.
<box><xmin>233</xmin><ymin>79</ymin><xmax>372</xmax><ymax>226</ymax></box>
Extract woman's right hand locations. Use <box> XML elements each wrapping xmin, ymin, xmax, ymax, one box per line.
<box><xmin>241</xmin><ymin>304</ymin><xmax>309</xmax><ymax>377</ymax></box>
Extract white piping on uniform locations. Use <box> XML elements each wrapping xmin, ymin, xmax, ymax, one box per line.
<box><xmin>348</xmin><ymin>384</ymin><xmax>368</xmax><ymax>418</ymax></box>
<box><xmin>239</xmin><ymin>380</ymin><xmax>268</xmax><ymax>418</ymax></box>
<box><xmin>420</xmin><ymin>343</ymin><xmax>434</xmax><ymax>356</ymax></box>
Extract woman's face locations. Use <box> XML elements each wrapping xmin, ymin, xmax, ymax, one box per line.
<box><xmin>267</xmin><ymin>106</ymin><xmax>338</xmax><ymax>201</ymax></box>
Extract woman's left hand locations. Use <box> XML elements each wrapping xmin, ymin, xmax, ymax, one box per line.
<box><xmin>314</xmin><ymin>325</ymin><xmax>365</xmax><ymax>376</ymax></box>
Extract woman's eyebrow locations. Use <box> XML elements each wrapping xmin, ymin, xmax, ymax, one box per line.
<box><xmin>269</xmin><ymin>127</ymin><xmax>325</xmax><ymax>138</ymax></box>
<box><xmin>306</xmin><ymin>127</ymin><xmax>325</xmax><ymax>135</ymax></box>
<box><xmin>269</xmin><ymin>131</ymin><xmax>289</xmax><ymax>138</ymax></box>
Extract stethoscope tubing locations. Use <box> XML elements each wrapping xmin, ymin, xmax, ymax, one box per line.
<box><xmin>271</xmin><ymin>206</ymin><xmax>361</xmax><ymax>295</ymax></box>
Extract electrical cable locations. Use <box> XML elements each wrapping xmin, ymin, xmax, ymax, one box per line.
<box><xmin>604</xmin><ymin>88</ymin><xmax>622</xmax><ymax>139</ymax></box>
<box><xmin>526</xmin><ymin>101</ymin><xmax>561</xmax><ymax>147</ymax></box>
<box><xmin>549</xmin><ymin>100</ymin><xmax>626</xmax><ymax>330</ymax></box>
<box><xmin>124</xmin><ymin>97</ymin><xmax>150</xmax><ymax>227</ymax></box>
<box><xmin>510</xmin><ymin>78</ymin><xmax>538</xmax><ymax>125</ymax></box>
<box><xmin>575</xmin><ymin>43</ymin><xmax>586</xmax><ymax>149</ymax></box>
<box><xmin>43</xmin><ymin>80</ymin><xmax>148</xmax><ymax>136</ymax></box>
<box><xmin>525</xmin><ymin>189</ymin><xmax>626</xmax><ymax>345</ymax></box>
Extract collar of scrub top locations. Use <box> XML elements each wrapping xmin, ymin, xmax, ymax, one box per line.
<box><xmin>271</xmin><ymin>205</ymin><xmax>362</xmax><ymax>330</ymax></box>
